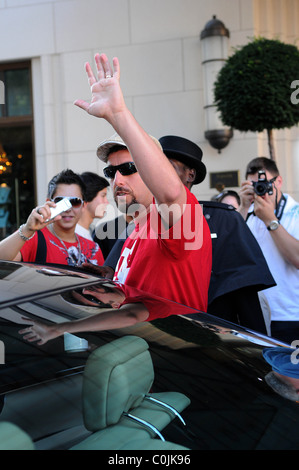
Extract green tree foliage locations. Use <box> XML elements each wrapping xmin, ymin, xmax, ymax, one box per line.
<box><xmin>214</xmin><ymin>37</ymin><xmax>299</xmax><ymax>159</ymax></box>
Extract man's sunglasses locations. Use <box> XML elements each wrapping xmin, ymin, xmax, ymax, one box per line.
<box><xmin>52</xmin><ymin>196</ymin><xmax>83</xmax><ymax>208</ymax></box>
<box><xmin>103</xmin><ymin>162</ymin><xmax>137</xmax><ymax>179</ymax></box>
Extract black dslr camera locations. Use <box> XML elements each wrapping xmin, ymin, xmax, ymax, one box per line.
<box><xmin>252</xmin><ymin>170</ymin><xmax>274</xmax><ymax>196</ymax></box>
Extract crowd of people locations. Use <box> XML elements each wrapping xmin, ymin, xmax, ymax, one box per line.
<box><xmin>0</xmin><ymin>53</ymin><xmax>298</xmax><ymax>348</ymax></box>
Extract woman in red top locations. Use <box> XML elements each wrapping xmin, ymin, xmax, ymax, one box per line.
<box><xmin>0</xmin><ymin>169</ymin><xmax>104</xmax><ymax>267</ymax></box>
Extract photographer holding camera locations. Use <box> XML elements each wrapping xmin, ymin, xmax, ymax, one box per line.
<box><xmin>239</xmin><ymin>157</ymin><xmax>299</xmax><ymax>344</ymax></box>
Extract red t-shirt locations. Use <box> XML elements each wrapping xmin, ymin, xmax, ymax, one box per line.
<box><xmin>113</xmin><ymin>188</ymin><xmax>212</xmax><ymax>319</ymax></box>
<box><xmin>20</xmin><ymin>227</ymin><xmax>104</xmax><ymax>266</ymax></box>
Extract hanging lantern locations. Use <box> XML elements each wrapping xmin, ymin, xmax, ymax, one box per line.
<box><xmin>200</xmin><ymin>15</ymin><xmax>233</xmax><ymax>152</ymax></box>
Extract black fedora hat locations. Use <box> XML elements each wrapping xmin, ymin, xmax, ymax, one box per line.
<box><xmin>159</xmin><ymin>135</ymin><xmax>206</xmax><ymax>184</ymax></box>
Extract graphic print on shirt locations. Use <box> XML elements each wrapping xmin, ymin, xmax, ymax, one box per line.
<box><xmin>114</xmin><ymin>239</ymin><xmax>138</xmax><ymax>284</ymax></box>
<box><xmin>80</xmin><ymin>238</ymin><xmax>101</xmax><ymax>265</ymax></box>
<box><xmin>49</xmin><ymin>238</ymin><xmax>99</xmax><ymax>266</ymax></box>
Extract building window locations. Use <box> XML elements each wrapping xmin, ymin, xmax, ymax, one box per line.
<box><xmin>0</xmin><ymin>61</ymin><xmax>35</xmax><ymax>239</ymax></box>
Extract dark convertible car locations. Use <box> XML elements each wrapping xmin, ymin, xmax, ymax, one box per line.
<box><xmin>0</xmin><ymin>260</ymin><xmax>298</xmax><ymax>451</ymax></box>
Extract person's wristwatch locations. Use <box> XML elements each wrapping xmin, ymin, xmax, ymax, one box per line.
<box><xmin>267</xmin><ymin>219</ymin><xmax>280</xmax><ymax>231</ymax></box>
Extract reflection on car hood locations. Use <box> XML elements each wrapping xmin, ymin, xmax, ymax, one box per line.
<box><xmin>0</xmin><ymin>261</ymin><xmax>201</xmax><ymax>324</ymax></box>
<box><xmin>0</xmin><ymin>261</ymin><xmax>111</xmax><ymax>308</ymax></box>
<box><xmin>0</xmin><ymin>261</ymin><xmax>290</xmax><ymax>349</ymax></box>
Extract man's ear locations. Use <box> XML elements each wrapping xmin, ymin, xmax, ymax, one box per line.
<box><xmin>187</xmin><ymin>168</ymin><xmax>196</xmax><ymax>184</ymax></box>
<box><xmin>275</xmin><ymin>175</ymin><xmax>283</xmax><ymax>189</ymax></box>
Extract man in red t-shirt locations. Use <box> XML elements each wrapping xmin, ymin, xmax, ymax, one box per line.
<box><xmin>18</xmin><ymin>53</ymin><xmax>212</xmax><ymax>346</ymax></box>
<box><xmin>111</xmin><ymin>179</ymin><xmax>211</xmax><ymax>316</ymax></box>
<box><xmin>0</xmin><ymin>169</ymin><xmax>104</xmax><ymax>267</ymax></box>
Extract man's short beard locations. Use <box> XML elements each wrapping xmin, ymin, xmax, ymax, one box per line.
<box><xmin>115</xmin><ymin>196</ymin><xmax>140</xmax><ymax>217</ymax></box>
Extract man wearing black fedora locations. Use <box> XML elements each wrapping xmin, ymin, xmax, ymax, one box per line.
<box><xmin>159</xmin><ymin>135</ymin><xmax>275</xmax><ymax>335</ymax></box>
<box><xmin>158</xmin><ymin>135</ymin><xmax>207</xmax><ymax>186</ymax></box>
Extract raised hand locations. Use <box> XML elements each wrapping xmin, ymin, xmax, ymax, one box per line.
<box><xmin>239</xmin><ymin>180</ymin><xmax>255</xmax><ymax>209</ymax></box>
<box><xmin>23</xmin><ymin>201</ymin><xmax>61</xmax><ymax>235</ymax></box>
<box><xmin>238</xmin><ymin>180</ymin><xmax>255</xmax><ymax>219</ymax></box>
<box><xmin>253</xmin><ymin>192</ymin><xmax>276</xmax><ymax>225</ymax></box>
<box><xmin>74</xmin><ymin>53</ymin><xmax>126</xmax><ymax>126</ymax></box>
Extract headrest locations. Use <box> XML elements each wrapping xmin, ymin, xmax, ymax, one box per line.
<box><xmin>82</xmin><ymin>336</ymin><xmax>154</xmax><ymax>431</ymax></box>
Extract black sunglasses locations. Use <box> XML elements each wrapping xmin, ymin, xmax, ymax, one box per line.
<box><xmin>103</xmin><ymin>162</ymin><xmax>137</xmax><ymax>179</ymax></box>
<box><xmin>52</xmin><ymin>196</ymin><xmax>83</xmax><ymax>208</ymax></box>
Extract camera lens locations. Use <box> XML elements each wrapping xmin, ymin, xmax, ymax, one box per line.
<box><xmin>254</xmin><ymin>183</ymin><xmax>267</xmax><ymax>196</ymax></box>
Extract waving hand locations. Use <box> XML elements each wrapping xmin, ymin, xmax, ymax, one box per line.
<box><xmin>74</xmin><ymin>53</ymin><xmax>126</xmax><ymax>127</ymax></box>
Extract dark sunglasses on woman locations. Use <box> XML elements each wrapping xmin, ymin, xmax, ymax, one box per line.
<box><xmin>103</xmin><ymin>162</ymin><xmax>137</xmax><ymax>179</ymax></box>
<box><xmin>52</xmin><ymin>196</ymin><xmax>83</xmax><ymax>208</ymax></box>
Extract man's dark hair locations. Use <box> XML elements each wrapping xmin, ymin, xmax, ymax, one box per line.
<box><xmin>245</xmin><ymin>157</ymin><xmax>279</xmax><ymax>178</ymax></box>
<box><xmin>47</xmin><ymin>169</ymin><xmax>86</xmax><ymax>199</ymax></box>
<box><xmin>212</xmin><ymin>189</ymin><xmax>241</xmax><ymax>206</ymax></box>
<box><xmin>106</xmin><ymin>144</ymin><xmax>126</xmax><ymax>159</ymax></box>
<box><xmin>80</xmin><ymin>172</ymin><xmax>109</xmax><ymax>202</ymax></box>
